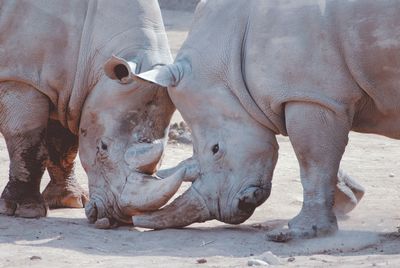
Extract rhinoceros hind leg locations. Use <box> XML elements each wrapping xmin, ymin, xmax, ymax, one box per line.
<box><xmin>333</xmin><ymin>169</ymin><xmax>365</xmax><ymax>216</ymax></box>
<box><xmin>42</xmin><ymin>120</ymin><xmax>88</xmax><ymax>208</ymax></box>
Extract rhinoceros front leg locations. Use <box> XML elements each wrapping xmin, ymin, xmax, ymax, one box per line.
<box><xmin>42</xmin><ymin>119</ymin><xmax>88</xmax><ymax>208</ymax></box>
<box><xmin>267</xmin><ymin>102</ymin><xmax>351</xmax><ymax>241</ymax></box>
<box><xmin>0</xmin><ymin>83</ymin><xmax>49</xmax><ymax>218</ymax></box>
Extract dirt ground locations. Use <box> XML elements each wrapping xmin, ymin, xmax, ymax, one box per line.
<box><xmin>1</xmin><ymin>7</ymin><xmax>399</xmax><ymax>268</ymax></box>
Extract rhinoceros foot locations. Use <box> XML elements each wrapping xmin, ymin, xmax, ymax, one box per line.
<box><xmin>0</xmin><ymin>199</ymin><xmax>17</xmax><ymax>216</ymax></box>
<box><xmin>0</xmin><ymin>198</ymin><xmax>48</xmax><ymax>218</ymax></box>
<box><xmin>266</xmin><ymin>222</ymin><xmax>338</xmax><ymax>242</ymax></box>
<box><xmin>266</xmin><ymin>206</ymin><xmax>338</xmax><ymax>242</ymax></box>
<box><xmin>1</xmin><ymin>180</ymin><xmax>48</xmax><ymax>218</ymax></box>
<box><xmin>42</xmin><ymin>181</ymin><xmax>89</xmax><ymax>209</ymax></box>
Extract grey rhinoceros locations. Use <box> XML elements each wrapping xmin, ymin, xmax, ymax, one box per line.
<box><xmin>0</xmin><ymin>0</ymin><xmax>181</xmax><ymax>224</ymax></box>
<box><xmin>103</xmin><ymin>0</ymin><xmax>384</xmax><ymax>238</ymax></box>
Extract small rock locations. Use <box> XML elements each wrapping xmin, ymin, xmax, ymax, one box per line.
<box><xmin>259</xmin><ymin>251</ymin><xmax>282</xmax><ymax>265</ymax></box>
<box><xmin>287</xmin><ymin>257</ymin><xmax>295</xmax><ymax>262</ymax></box>
<box><xmin>196</xmin><ymin>258</ymin><xmax>207</xmax><ymax>264</ymax></box>
<box><xmin>389</xmin><ymin>173</ymin><xmax>395</xmax><ymax>177</ymax></box>
<box><xmin>30</xmin><ymin>256</ymin><xmax>42</xmax><ymax>261</ymax></box>
<box><xmin>248</xmin><ymin>259</ymin><xmax>269</xmax><ymax>266</ymax></box>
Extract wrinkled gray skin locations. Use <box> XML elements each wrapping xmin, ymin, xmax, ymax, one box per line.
<box><xmin>109</xmin><ymin>0</ymin><xmax>398</xmax><ymax>239</ymax></box>
<box><xmin>0</xmin><ymin>0</ymin><xmax>177</xmax><ymax>224</ymax></box>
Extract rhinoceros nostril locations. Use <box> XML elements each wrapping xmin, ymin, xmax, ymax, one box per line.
<box><xmin>101</xmin><ymin>140</ymin><xmax>108</xmax><ymax>151</ymax></box>
<box><xmin>85</xmin><ymin>201</ymin><xmax>98</xmax><ymax>223</ymax></box>
<box><xmin>238</xmin><ymin>196</ymin><xmax>257</xmax><ymax>214</ymax></box>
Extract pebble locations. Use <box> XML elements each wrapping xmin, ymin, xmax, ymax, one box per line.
<box><xmin>196</xmin><ymin>258</ymin><xmax>207</xmax><ymax>264</ymax></box>
<box><xmin>389</xmin><ymin>173</ymin><xmax>395</xmax><ymax>177</ymax></box>
<box><xmin>248</xmin><ymin>259</ymin><xmax>269</xmax><ymax>266</ymax></box>
<box><xmin>30</xmin><ymin>256</ymin><xmax>42</xmax><ymax>261</ymax></box>
<box><xmin>259</xmin><ymin>251</ymin><xmax>282</xmax><ymax>265</ymax></box>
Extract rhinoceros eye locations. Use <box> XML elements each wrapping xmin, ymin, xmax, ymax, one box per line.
<box><xmin>211</xmin><ymin>144</ymin><xmax>219</xmax><ymax>155</ymax></box>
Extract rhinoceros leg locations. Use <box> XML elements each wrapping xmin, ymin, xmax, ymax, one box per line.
<box><xmin>267</xmin><ymin>102</ymin><xmax>351</xmax><ymax>241</ymax></box>
<box><xmin>42</xmin><ymin>119</ymin><xmax>88</xmax><ymax>208</ymax></box>
<box><xmin>0</xmin><ymin>82</ymin><xmax>49</xmax><ymax>218</ymax></box>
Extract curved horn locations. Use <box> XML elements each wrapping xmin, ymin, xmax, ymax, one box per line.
<box><xmin>157</xmin><ymin>157</ymin><xmax>199</xmax><ymax>182</ymax></box>
<box><xmin>132</xmin><ymin>187</ymin><xmax>211</xmax><ymax>229</ymax></box>
<box><xmin>124</xmin><ymin>139</ymin><xmax>165</xmax><ymax>174</ymax></box>
<box><xmin>119</xmin><ymin>168</ymin><xmax>186</xmax><ymax>214</ymax></box>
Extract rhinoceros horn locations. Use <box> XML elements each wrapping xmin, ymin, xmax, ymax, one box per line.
<box><xmin>157</xmin><ymin>157</ymin><xmax>199</xmax><ymax>182</ymax></box>
<box><xmin>119</xmin><ymin>168</ymin><xmax>187</xmax><ymax>214</ymax></box>
<box><xmin>132</xmin><ymin>186</ymin><xmax>211</xmax><ymax>229</ymax></box>
<box><xmin>124</xmin><ymin>139</ymin><xmax>165</xmax><ymax>174</ymax></box>
<box><xmin>132</xmin><ymin>157</ymin><xmax>209</xmax><ymax>229</ymax></box>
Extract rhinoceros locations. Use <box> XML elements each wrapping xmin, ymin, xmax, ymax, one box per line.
<box><xmin>104</xmin><ymin>0</ymin><xmax>400</xmax><ymax>239</ymax></box>
<box><xmin>0</xmin><ymin>0</ymin><xmax>181</xmax><ymax>224</ymax></box>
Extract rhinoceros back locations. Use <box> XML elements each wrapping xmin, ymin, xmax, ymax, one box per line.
<box><xmin>0</xmin><ymin>1</ymin><xmax>87</xmax><ymax>107</ymax></box>
<box><xmin>243</xmin><ymin>0</ymin><xmax>400</xmax><ymax>136</ymax></box>
<box><xmin>0</xmin><ymin>0</ymin><xmax>172</xmax><ymax>133</ymax></box>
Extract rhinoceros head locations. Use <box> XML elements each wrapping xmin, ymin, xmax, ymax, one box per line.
<box><xmin>79</xmin><ymin>54</ymin><xmax>186</xmax><ymax>225</ymax></box>
<box><xmin>114</xmin><ymin>56</ymin><xmax>279</xmax><ymax>228</ymax></box>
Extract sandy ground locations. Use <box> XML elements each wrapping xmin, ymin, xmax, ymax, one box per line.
<box><xmin>1</xmin><ymin>8</ymin><xmax>399</xmax><ymax>268</ymax></box>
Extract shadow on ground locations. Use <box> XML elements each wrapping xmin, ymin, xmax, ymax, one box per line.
<box><xmin>1</xmin><ymin>214</ymin><xmax>399</xmax><ymax>259</ymax></box>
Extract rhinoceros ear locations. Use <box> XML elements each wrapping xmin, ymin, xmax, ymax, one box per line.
<box><xmin>104</xmin><ymin>55</ymin><xmax>186</xmax><ymax>87</ymax></box>
<box><xmin>104</xmin><ymin>55</ymin><xmax>138</xmax><ymax>84</ymax></box>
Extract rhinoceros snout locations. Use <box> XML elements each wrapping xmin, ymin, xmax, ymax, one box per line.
<box><xmin>237</xmin><ymin>185</ymin><xmax>271</xmax><ymax>214</ymax></box>
<box><xmin>238</xmin><ymin>196</ymin><xmax>258</xmax><ymax>214</ymax></box>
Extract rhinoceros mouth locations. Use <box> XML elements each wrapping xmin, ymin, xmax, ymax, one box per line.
<box><xmin>85</xmin><ymin>194</ymin><xmax>132</xmax><ymax>227</ymax></box>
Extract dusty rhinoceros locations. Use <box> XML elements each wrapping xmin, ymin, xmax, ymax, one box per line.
<box><xmin>0</xmin><ymin>0</ymin><xmax>181</xmax><ymax>224</ymax></box>
<box><xmin>103</xmin><ymin>0</ymin><xmax>400</xmax><ymax>239</ymax></box>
